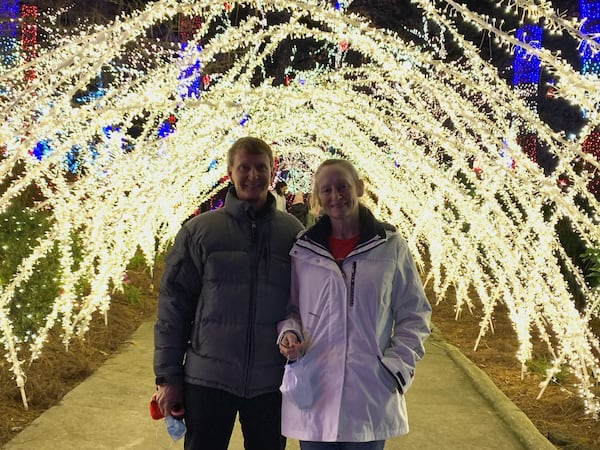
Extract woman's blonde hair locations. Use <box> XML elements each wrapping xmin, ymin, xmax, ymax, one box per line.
<box><xmin>310</xmin><ymin>158</ymin><xmax>361</xmax><ymax>214</ymax></box>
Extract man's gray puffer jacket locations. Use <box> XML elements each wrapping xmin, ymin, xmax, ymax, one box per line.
<box><xmin>154</xmin><ymin>187</ymin><xmax>303</xmax><ymax>398</ymax></box>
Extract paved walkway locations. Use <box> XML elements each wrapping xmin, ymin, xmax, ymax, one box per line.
<box><xmin>2</xmin><ymin>321</ymin><xmax>556</xmax><ymax>450</ymax></box>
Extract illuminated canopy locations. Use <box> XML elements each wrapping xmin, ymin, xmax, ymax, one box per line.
<box><xmin>0</xmin><ymin>0</ymin><xmax>599</xmax><ymax>416</ymax></box>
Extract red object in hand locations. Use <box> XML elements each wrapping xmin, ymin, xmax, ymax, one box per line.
<box><xmin>149</xmin><ymin>398</ymin><xmax>163</xmax><ymax>420</ymax></box>
<box><xmin>150</xmin><ymin>395</ymin><xmax>185</xmax><ymax>420</ymax></box>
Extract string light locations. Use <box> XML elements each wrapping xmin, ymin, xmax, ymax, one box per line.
<box><xmin>0</xmin><ymin>0</ymin><xmax>18</xmax><ymax>68</ymax></box>
<box><xmin>20</xmin><ymin>4</ymin><xmax>37</xmax><ymax>82</ymax></box>
<box><xmin>579</xmin><ymin>0</ymin><xmax>600</xmax><ymax>75</ymax></box>
<box><xmin>0</xmin><ymin>0</ymin><xmax>598</xmax><ymax>419</ymax></box>
<box><xmin>512</xmin><ymin>24</ymin><xmax>542</xmax><ymax>164</ymax></box>
<box><xmin>579</xmin><ymin>1</ymin><xmax>600</xmax><ymax>197</ymax></box>
<box><xmin>513</xmin><ymin>25</ymin><xmax>543</xmax><ymax>86</ymax></box>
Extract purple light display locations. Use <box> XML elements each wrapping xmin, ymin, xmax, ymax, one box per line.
<box><xmin>580</xmin><ymin>0</ymin><xmax>600</xmax><ymax>74</ymax></box>
<box><xmin>512</xmin><ymin>25</ymin><xmax>542</xmax><ymax>86</ymax></box>
<box><xmin>0</xmin><ymin>0</ymin><xmax>18</xmax><ymax>67</ymax></box>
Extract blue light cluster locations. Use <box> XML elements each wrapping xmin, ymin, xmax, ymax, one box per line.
<box><xmin>102</xmin><ymin>125</ymin><xmax>120</xmax><ymax>139</ymax></box>
<box><xmin>63</xmin><ymin>144</ymin><xmax>99</xmax><ymax>173</ymax></box>
<box><xmin>64</xmin><ymin>145</ymin><xmax>81</xmax><ymax>173</ymax></box>
<box><xmin>177</xmin><ymin>42</ymin><xmax>202</xmax><ymax>99</ymax></box>
<box><xmin>0</xmin><ymin>0</ymin><xmax>18</xmax><ymax>67</ymax></box>
<box><xmin>73</xmin><ymin>77</ymin><xmax>107</xmax><ymax>104</ymax></box>
<box><xmin>239</xmin><ymin>112</ymin><xmax>250</xmax><ymax>126</ymax></box>
<box><xmin>580</xmin><ymin>0</ymin><xmax>600</xmax><ymax>75</ymax></box>
<box><xmin>512</xmin><ymin>25</ymin><xmax>542</xmax><ymax>86</ymax></box>
<box><xmin>31</xmin><ymin>139</ymin><xmax>52</xmax><ymax>160</ymax></box>
<box><xmin>157</xmin><ymin>120</ymin><xmax>175</xmax><ymax>138</ymax></box>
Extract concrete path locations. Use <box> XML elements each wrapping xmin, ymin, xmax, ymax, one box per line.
<box><xmin>2</xmin><ymin>321</ymin><xmax>555</xmax><ymax>450</ymax></box>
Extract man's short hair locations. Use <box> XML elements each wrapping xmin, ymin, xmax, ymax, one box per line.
<box><xmin>227</xmin><ymin>137</ymin><xmax>274</xmax><ymax>169</ymax></box>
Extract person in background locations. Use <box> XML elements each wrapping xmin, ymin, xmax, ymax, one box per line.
<box><xmin>273</xmin><ymin>180</ymin><xmax>288</xmax><ymax>212</ymax></box>
<box><xmin>288</xmin><ymin>191</ymin><xmax>315</xmax><ymax>228</ymax></box>
<box><xmin>153</xmin><ymin>136</ymin><xmax>303</xmax><ymax>450</ymax></box>
<box><xmin>278</xmin><ymin>158</ymin><xmax>432</xmax><ymax>450</ymax></box>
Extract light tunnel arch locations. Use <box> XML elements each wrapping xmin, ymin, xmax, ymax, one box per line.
<box><xmin>0</xmin><ymin>0</ymin><xmax>598</xmax><ymax>416</ymax></box>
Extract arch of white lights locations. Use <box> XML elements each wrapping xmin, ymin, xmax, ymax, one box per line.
<box><xmin>0</xmin><ymin>0</ymin><xmax>599</xmax><ymax>416</ymax></box>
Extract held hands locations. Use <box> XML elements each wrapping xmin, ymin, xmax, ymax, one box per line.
<box><xmin>279</xmin><ymin>331</ymin><xmax>304</xmax><ymax>361</ymax></box>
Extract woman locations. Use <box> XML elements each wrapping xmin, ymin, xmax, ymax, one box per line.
<box><xmin>277</xmin><ymin>159</ymin><xmax>431</xmax><ymax>450</ymax></box>
<box><xmin>273</xmin><ymin>180</ymin><xmax>288</xmax><ymax>212</ymax></box>
<box><xmin>288</xmin><ymin>191</ymin><xmax>316</xmax><ymax>228</ymax></box>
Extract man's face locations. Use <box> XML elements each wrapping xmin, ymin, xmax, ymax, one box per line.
<box><xmin>228</xmin><ymin>149</ymin><xmax>274</xmax><ymax>209</ymax></box>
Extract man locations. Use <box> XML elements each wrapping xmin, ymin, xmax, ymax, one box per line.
<box><xmin>153</xmin><ymin>137</ymin><xmax>303</xmax><ymax>450</ymax></box>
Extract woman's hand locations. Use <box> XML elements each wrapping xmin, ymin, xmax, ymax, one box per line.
<box><xmin>279</xmin><ymin>331</ymin><xmax>304</xmax><ymax>361</ymax></box>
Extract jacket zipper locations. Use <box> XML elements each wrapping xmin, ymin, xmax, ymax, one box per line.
<box><xmin>243</xmin><ymin>219</ymin><xmax>258</xmax><ymax>395</ymax></box>
<box><xmin>349</xmin><ymin>261</ymin><xmax>357</xmax><ymax>307</ymax></box>
<box><xmin>297</xmin><ymin>237</ymin><xmax>379</xmax><ymax>308</ymax></box>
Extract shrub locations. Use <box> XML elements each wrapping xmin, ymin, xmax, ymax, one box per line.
<box><xmin>0</xmin><ymin>205</ymin><xmax>61</xmax><ymax>341</ymax></box>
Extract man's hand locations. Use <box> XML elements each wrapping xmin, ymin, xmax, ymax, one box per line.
<box><xmin>279</xmin><ymin>331</ymin><xmax>304</xmax><ymax>361</ymax></box>
<box><xmin>153</xmin><ymin>383</ymin><xmax>184</xmax><ymax>417</ymax></box>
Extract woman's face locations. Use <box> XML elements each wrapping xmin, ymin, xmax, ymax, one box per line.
<box><xmin>316</xmin><ymin>165</ymin><xmax>362</xmax><ymax>220</ymax></box>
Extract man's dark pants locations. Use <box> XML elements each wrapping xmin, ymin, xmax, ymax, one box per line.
<box><xmin>183</xmin><ymin>383</ymin><xmax>285</xmax><ymax>450</ymax></box>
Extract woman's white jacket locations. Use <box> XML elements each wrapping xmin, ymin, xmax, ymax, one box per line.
<box><xmin>278</xmin><ymin>207</ymin><xmax>431</xmax><ymax>442</ymax></box>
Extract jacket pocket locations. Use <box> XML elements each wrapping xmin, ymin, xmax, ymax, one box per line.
<box><xmin>377</xmin><ymin>355</ymin><xmax>401</xmax><ymax>393</ymax></box>
<box><xmin>303</xmin><ymin>298</ymin><xmax>327</xmax><ymax>333</ymax></box>
<box><xmin>190</xmin><ymin>296</ymin><xmax>205</xmax><ymax>351</ymax></box>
